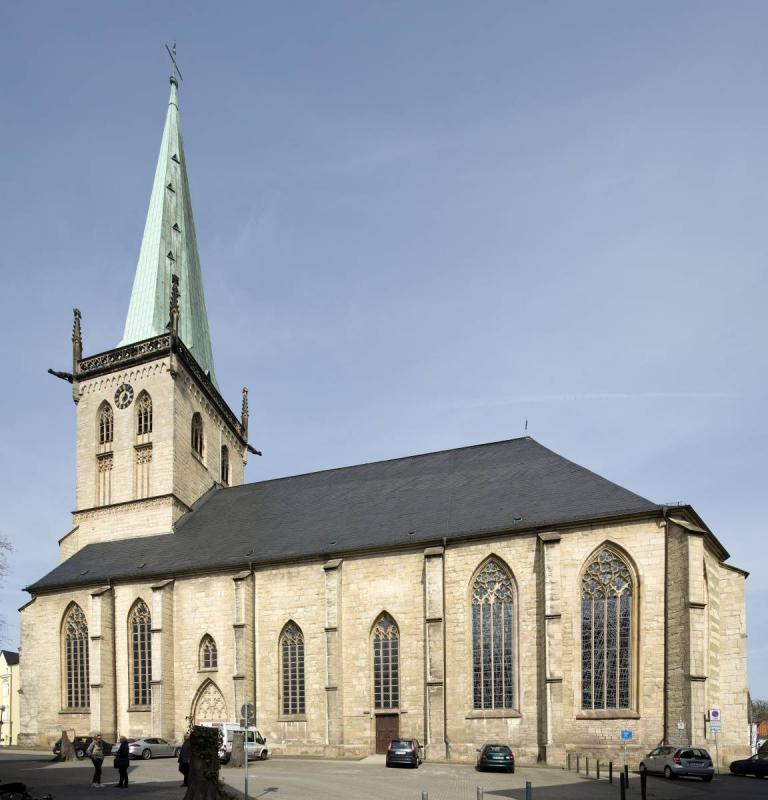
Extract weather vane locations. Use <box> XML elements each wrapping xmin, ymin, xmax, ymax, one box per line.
<box><xmin>165</xmin><ymin>41</ymin><xmax>184</xmax><ymax>82</ymax></box>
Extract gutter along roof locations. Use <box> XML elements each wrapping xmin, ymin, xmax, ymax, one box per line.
<box><xmin>28</xmin><ymin>437</ymin><xmax>663</xmax><ymax>592</ymax></box>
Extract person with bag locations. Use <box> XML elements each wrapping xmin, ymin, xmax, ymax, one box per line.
<box><xmin>178</xmin><ymin>732</ymin><xmax>192</xmax><ymax>787</ymax></box>
<box><xmin>113</xmin><ymin>736</ymin><xmax>130</xmax><ymax>788</ymax></box>
<box><xmin>86</xmin><ymin>733</ymin><xmax>105</xmax><ymax>787</ymax></box>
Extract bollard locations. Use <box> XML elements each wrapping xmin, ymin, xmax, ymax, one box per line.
<box><xmin>525</xmin><ymin>781</ymin><xmax>532</xmax><ymax>800</ymax></box>
<box><xmin>640</xmin><ymin>769</ymin><xmax>647</xmax><ymax>800</ymax></box>
<box><xmin>620</xmin><ymin>772</ymin><xmax>626</xmax><ymax>800</ymax></box>
<box><xmin>567</xmin><ymin>752</ymin><xmax>571</xmax><ymax>771</ymax></box>
<box><xmin>609</xmin><ymin>761</ymin><xmax>613</xmax><ymax>784</ymax></box>
<box><xmin>422</xmin><ymin>793</ymin><xmax>428</xmax><ymax>800</ymax></box>
<box><xmin>597</xmin><ymin>760</ymin><xmax>601</xmax><ymax>780</ymax></box>
<box><xmin>624</xmin><ymin>764</ymin><xmax>629</xmax><ymax>789</ymax></box>
<box><xmin>476</xmin><ymin>787</ymin><xmax>484</xmax><ymax>800</ymax></box>
<box><xmin>576</xmin><ymin>754</ymin><xmax>580</xmax><ymax>773</ymax></box>
<box><xmin>586</xmin><ymin>756</ymin><xmax>590</xmax><ymax>776</ymax></box>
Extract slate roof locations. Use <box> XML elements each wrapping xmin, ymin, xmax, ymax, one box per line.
<box><xmin>28</xmin><ymin>437</ymin><xmax>660</xmax><ymax>592</ymax></box>
<box><xmin>1</xmin><ymin>650</ymin><xmax>19</xmax><ymax>666</ymax></box>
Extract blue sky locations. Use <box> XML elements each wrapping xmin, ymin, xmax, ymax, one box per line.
<box><xmin>1</xmin><ymin>2</ymin><xmax>766</xmax><ymax>700</ymax></box>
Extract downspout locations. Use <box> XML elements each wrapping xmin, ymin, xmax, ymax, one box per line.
<box><xmin>250</xmin><ymin>561</ymin><xmax>256</xmax><ymax>728</ymax></box>
<box><xmin>662</xmin><ymin>509</ymin><xmax>668</xmax><ymax>745</ymax></box>
<box><xmin>442</xmin><ymin>536</ymin><xmax>448</xmax><ymax>758</ymax></box>
<box><xmin>110</xmin><ymin>577</ymin><xmax>118</xmax><ymax>739</ymax></box>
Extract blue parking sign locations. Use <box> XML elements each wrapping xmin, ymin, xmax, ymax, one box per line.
<box><xmin>620</xmin><ymin>730</ymin><xmax>633</xmax><ymax>740</ymax></box>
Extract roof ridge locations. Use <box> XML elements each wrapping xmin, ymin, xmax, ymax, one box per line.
<box><xmin>228</xmin><ymin>436</ymin><xmax>539</xmax><ymax>490</ymax></box>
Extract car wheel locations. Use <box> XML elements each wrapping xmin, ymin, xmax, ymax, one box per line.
<box><xmin>259</xmin><ymin>749</ymin><xmax>268</xmax><ymax>761</ymax></box>
<box><xmin>75</xmin><ymin>749</ymin><xmax>86</xmax><ymax>759</ymax></box>
<box><xmin>173</xmin><ymin>748</ymin><xmax>180</xmax><ymax>758</ymax></box>
<box><xmin>639</xmin><ymin>764</ymin><xmax>646</xmax><ymax>775</ymax></box>
<box><xmin>141</xmin><ymin>748</ymin><xmax>151</xmax><ymax>760</ymax></box>
<box><xmin>664</xmin><ymin>766</ymin><xmax>675</xmax><ymax>780</ymax></box>
<box><xmin>510</xmin><ymin>766</ymin><xmax>515</xmax><ymax>774</ymax></box>
<box><xmin>731</xmin><ymin>767</ymin><xmax>743</xmax><ymax>776</ymax></box>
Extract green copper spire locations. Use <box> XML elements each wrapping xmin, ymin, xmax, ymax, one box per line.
<box><xmin>119</xmin><ymin>75</ymin><xmax>218</xmax><ymax>386</ymax></box>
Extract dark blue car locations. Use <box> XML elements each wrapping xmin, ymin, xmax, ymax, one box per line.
<box><xmin>730</xmin><ymin>752</ymin><xmax>768</xmax><ymax>777</ymax></box>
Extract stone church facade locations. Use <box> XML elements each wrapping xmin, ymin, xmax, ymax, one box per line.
<box><xmin>19</xmin><ymin>75</ymin><xmax>750</xmax><ymax>767</ymax></box>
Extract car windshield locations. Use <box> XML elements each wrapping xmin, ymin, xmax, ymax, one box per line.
<box><xmin>486</xmin><ymin>746</ymin><xmax>511</xmax><ymax>754</ymax></box>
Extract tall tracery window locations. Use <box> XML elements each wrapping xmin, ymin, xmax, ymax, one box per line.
<box><xmin>280</xmin><ymin>622</ymin><xmax>305</xmax><ymax>715</ymax></box>
<box><xmin>220</xmin><ymin>445</ymin><xmax>230</xmax><ymax>485</ymax></box>
<box><xmin>199</xmin><ymin>635</ymin><xmax>218</xmax><ymax>670</ymax></box>
<box><xmin>129</xmin><ymin>600</ymin><xmax>152</xmax><ymax>707</ymax></box>
<box><xmin>191</xmin><ymin>412</ymin><xmax>204</xmax><ymax>458</ymax></box>
<box><xmin>472</xmin><ymin>558</ymin><xmax>515</xmax><ymax>710</ymax></box>
<box><xmin>372</xmin><ymin>613</ymin><xmax>399</xmax><ymax>709</ymax></box>
<box><xmin>136</xmin><ymin>392</ymin><xmax>153</xmax><ymax>437</ymax></box>
<box><xmin>98</xmin><ymin>402</ymin><xmax>114</xmax><ymax>446</ymax></box>
<box><xmin>63</xmin><ymin>604</ymin><xmax>90</xmax><ymax>709</ymax></box>
<box><xmin>581</xmin><ymin>547</ymin><xmax>633</xmax><ymax>710</ymax></box>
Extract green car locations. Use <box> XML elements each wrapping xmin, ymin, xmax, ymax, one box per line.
<box><xmin>476</xmin><ymin>743</ymin><xmax>515</xmax><ymax>773</ymax></box>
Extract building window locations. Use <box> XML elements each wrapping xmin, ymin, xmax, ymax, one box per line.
<box><xmin>63</xmin><ymin>604</ymin><xmax>90</xmax><ymax>709</ymax></box>
<box><xmin>471</xmin><ymin>558</ymin><xmax>515</xmax><ymax>710</ymax></box>
<box><xmin>97</xmin><ymin>402</ymin><xmax>113</xmax><ymax>446</ymax></box>
<box><xmin>96</xmin><ymin>452</ymin><xmax>113</xmax><ymax>506</ymax></box>
<box><xmin>136</xmin><ymin>392</ymin><xmax>153</xmax><ymax>437</ymax></box>
<box><xmin>372</xmin><ymin>613</ymin><xmax>399</xmax><ymax>710</ymax></box>
<box><xmin>129</xmin><ymin>600</ymin><xmax>152</xmax><ymax>707</ymax></box>
<box><xmin>199</xmin><ymin>635</ymin><xmax>218</xmax><ymax>670</ymax></box>
<box><xmin>220</xmin><ymin>445</ymin><xmax>229</xmax><ymax>485</ymax></box>
<box><xmin>191</xmin><ymin>412</ymin><xmax>204</xmax><ymax>458</ymax></box>
<box><xmin>280</xmin><ymin>622</ymin><xmax>305</xmax><ymax>716</ymax></box>
<box><xmin>581</xmin><ymin>547</ymin><xmax>633</xmax><ymax>710</ymax></box>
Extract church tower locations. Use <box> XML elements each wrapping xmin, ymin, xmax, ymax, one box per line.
<box><xmin>60</xmin><ymin>75</ymin><xmax>250</xmax><ymax>560</ymax></box>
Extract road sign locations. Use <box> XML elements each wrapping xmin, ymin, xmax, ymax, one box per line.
<box><xmin>710</xmin><ymin>708</ymin><xmax>722</xmax><ymax>732</ymax></box>
<box><xmin>620</xmin><ymin>730</ymin><xmax>633</xmax><ymax>740</ymax></box>
<box><xmin>677</xmin><ymin>720</ymin><xmax>686</xmax><ymax>730</ymax></box>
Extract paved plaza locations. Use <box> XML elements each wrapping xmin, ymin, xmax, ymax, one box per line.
<box><xmin>1</xmin><ymin>751</ymin><xmax>765</xmax><ymax>800</ymax></box>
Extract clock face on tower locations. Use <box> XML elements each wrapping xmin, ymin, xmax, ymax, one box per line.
<box><xmin>115</xmin><ymin>383</ymin><xmax>134</xmax><ymax>409</ymax></box>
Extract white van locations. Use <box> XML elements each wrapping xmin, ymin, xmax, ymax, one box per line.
<box><xmin>201</xmin><ymin>722</ymin><xmax>268</xmax><ymax>763</ymax></box>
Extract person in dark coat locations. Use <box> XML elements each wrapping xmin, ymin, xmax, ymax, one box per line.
<box><xmin>114</xmin><ymin>736</ymin><xmax>130</xmax><ymax>788</ymax></box>
<box><xmin>178</xmin><ymin>732</ymin><xmax>192</xmax><ymax>787</ymax></box>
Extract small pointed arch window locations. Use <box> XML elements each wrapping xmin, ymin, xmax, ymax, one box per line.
<box><xmin>581</xmin><ymin>546</ymin><xmax>634</xmax><ymax>710</ymax></box>
<box><xmin>471</xmin><ymin>557</ymin><xmax>516</xmax><ymax>710</ymax></box>
<box><xmin>199</xmin><ymin>634</ymin><xmax>218</xmax><ymax>670</ymax></box>
<box><xmin>129</xmin><ymin>599</ymin><xmax>152</xmax><ymax>707</ymax></box>
<box><xmin>62</xmin><ymin>603</ymin><xmax>90</xmax><ymax>709</ymax></box>
<box><xmin>280</xmin><ymin>622</ymin><xmax>305</xmax><ymax>715</ymax></box>
<box><xmin>372</xmin><ymin>613</ymin><xmax>399</xmax><ymax>709</ymax></box>
<box><xmin>97</xmin><ymin>401</ymin><xmax>114</xmax><ymax>445</ymax></box>
<box><xmin>220</xmin><ymin>445</ymin><xmax>230</xmax><ymax>485</ymax></box>
<box><xmin>136</xmin><ymin>391</ymin><xmax>153</xmax><ymax>437</ymax></box>
<box><xmin>191</xmin><ymin>412</ymin><xmax>204</xmax><ymax>458</ymax></box>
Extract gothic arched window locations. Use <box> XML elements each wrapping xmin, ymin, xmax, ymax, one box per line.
<box><xmin>97</xmin><ymin>402</ymin><xmax>113</xmax><ymax>445</ymax></box>
<box><xmin>471</xmin><ymin>558</ymin><xmax>515</xmax><ymax>710</ymax></box>
<box><xmin>220</xmin><ymin>445</ymin><xmax>230</xmax><ymax>485</ymax></box>
<box><xmin>136</xmin><ymin>392</ymin><xmax>153</xmax><ymax>437</ymax></box>
<box><xmin>581</xmin><ymin>547</ymin><xmax>634</xmax><ymax>710</ymax></box>
<box><xmin>372</xmin><ymin>613</ymin><xmax>399</xmax><ymax>709</ymax></box>
<box><xmin>280</xmin><ymin>622</ymin><xmax>305</xmax><ymax>715</ymax></box>
<box><xmin>191</xmin><ymin>412</ymin><xmax>204</xmax><ymax>458</ymax></box>
<box><xmin>129</xmin><ymin>600</ymin><xmax>152</xmax><ymax>707</ymax></box>
<box><xmin>199</xmin><ymin>635</ymin><xmax>218</xmax><ymax>670</ymax></box>
<box><xmin>62</xmin><ymin>604</ymin><xmax>90</xmax><ymax>709</ymax></box>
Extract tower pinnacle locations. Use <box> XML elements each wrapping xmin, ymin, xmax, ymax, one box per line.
<box><xmin>119</xmin><ymin>72</ymin><xmax>217</xmax><ymax>386</ymax></box>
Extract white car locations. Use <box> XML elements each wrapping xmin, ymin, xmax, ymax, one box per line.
<box><xmin>111</xmin><ymin>736</ymin><xmax>181</xmax><ymax>760</ymax></box>
<box><xmin>201</xmin><ymin>723</ymin><xmax>268</xmax><ymax>763</ymax></box>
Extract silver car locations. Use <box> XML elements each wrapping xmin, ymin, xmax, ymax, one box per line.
<box><xmin>111</xmin><ymin>736</ymin><xmax>181</xmax><ymax>760</ymax></box>
<box><xmin>639</xmin><ymin>745</ymin><xmax>714</xmax><ymax>781</ymax></box>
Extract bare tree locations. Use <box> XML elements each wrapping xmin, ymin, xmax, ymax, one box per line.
<box><xmin>753</xmin><ymin>698</ymin><xmax>768</xmax><ymax>723</ymax></box>
<box><xmin>0</xmin><ymin>536</ymin><xmax>12</xmax><ymax>640</ymax></box>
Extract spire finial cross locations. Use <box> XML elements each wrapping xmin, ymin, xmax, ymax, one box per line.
<box><xmin>165</xmin><ymin>41</ymin><xmax>184</xmax><ymax>83</ymax></box>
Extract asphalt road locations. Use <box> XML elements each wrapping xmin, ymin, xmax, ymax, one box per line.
<box><xmin>0</xmin><ymin>751</ymin><xmax>765</xmax><ymax>800</ymax></box>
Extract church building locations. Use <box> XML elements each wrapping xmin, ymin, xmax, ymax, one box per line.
<box><xmin>19</xmin><ymin>74</ymin><xmax>750</xmax><ymax>767</ymax></box>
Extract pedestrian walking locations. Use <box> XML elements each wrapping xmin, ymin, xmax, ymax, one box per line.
<box><xmin>178</xmin><ymin>732</ymin><xmax>192</xmax><ymax>787</ymax></box>
<box><xmin>114</xmin><ymin>736</ymin><xmax>130</xmax><ymax>788</ymax></box>
<box><xmin>86</xmin><ymin>733</ymin><xmax>105</xmax><ymax>787</ymax></box>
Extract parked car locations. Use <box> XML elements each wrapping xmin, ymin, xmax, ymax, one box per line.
<box><xmin>385</xmin><ymin>739</ymin><xmax>423</xmax><ymax>768</ymax></box>
<box><xmin>476</xmin><ymin>743</ymin><xmax>515</xmax><ymax>773</ymax></box>
<box><xmin>200</xmin><ymin>723</ymin><xmax>268</xmax><ymax>764</ymax></box>
<box><xmin>110</xmin><ymin>737</ymin><xmax>180</xmax><ymax>760</ymax></box>
<box><xmin>730</xmin><ymin>752</ymin><xmax>768</xmax><ymax>777</ymax></box>
<box><xmin>639</xmin><ymin>746</ymin><xmax>713</xmax><ymax>781</ymax></box>
<box><xmin>52</xmin><ymin>736</ymin><xmax>93</xmax><ymax>760</ymax></box>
